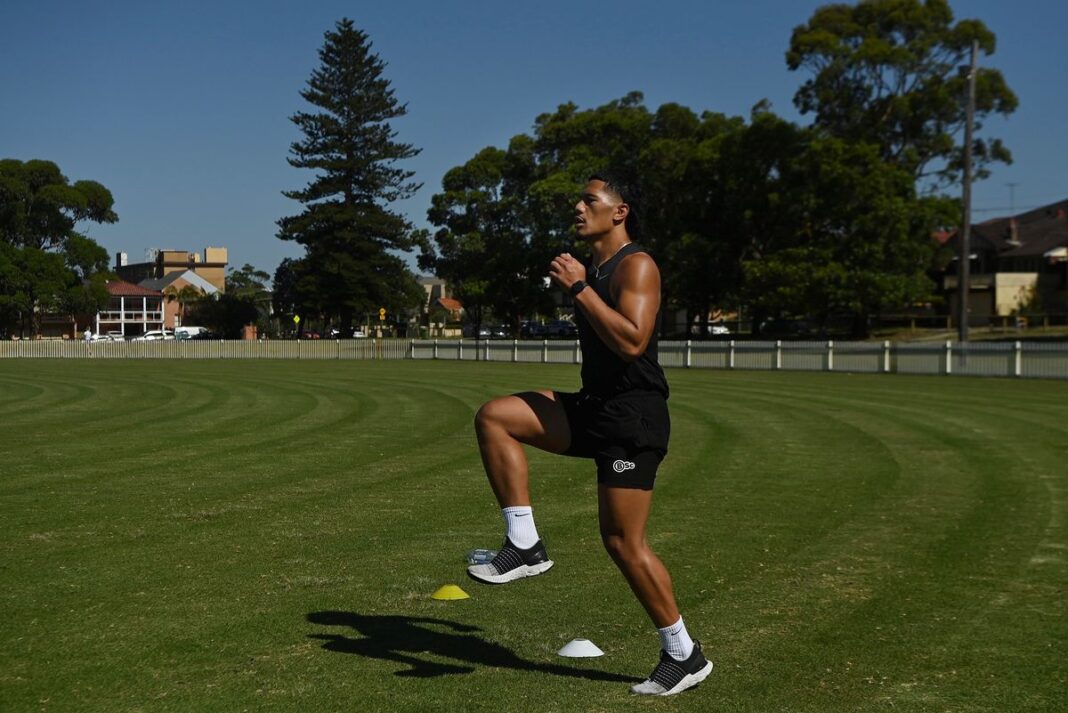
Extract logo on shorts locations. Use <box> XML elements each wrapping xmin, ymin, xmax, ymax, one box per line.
<box><xmin>612</xmin><ymin>459</ymin><xmax>636</xmax><ymax>473</ymax></box>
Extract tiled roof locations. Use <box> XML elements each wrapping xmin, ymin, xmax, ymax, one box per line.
<box><xmin>946</xmin><ymin>198</ymin><xmax>1068</xmax><ymax>257</ymax></box>
<box><xmin>974</xmin><ymin>199</ymin><xmax>1063</xmax><ymax>257</ymax></box>
<box><xmin>436</xmin><ymin>297</ymin><xmax>463</xmax><ymax>311</ymax></box>
<box><xmin>105</xmin><ymin>280</ymin><xmax>162</xmax><ymax>297</ymax></box>
<box><xmin>139</xmin><ymin>270</ymin><xmax>218</xmax><ymax>295</ymax></box>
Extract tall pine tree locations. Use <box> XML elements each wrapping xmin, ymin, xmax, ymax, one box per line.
<box><xmin>278</xmin><ymin>18</ymin><xmax>425</xmax><ymax>332</ymax></box>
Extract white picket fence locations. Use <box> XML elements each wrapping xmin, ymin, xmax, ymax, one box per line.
<box><xmin>408</xmin><ymin>338</ymin><xmax>1068</xmax><ymax>379</ymax></box>
<box><xmin>0</xmin><ymin>338</ymin><xmax>411</xmax><ymax>361</ymax></box>
<box><xmin>2</xmin><ymin>338</ymin><xmax>1067</xmax><ymax>379</ymax></box>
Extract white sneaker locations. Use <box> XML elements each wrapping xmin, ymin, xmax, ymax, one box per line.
<box><xmin>466</xmin><ymin>537</ymin><xmax>554</xmax><ymax>584</ymax></box>
<box><xmin>630</xmin><ymin>640</ymin><xmax>714</xmax><ymax>696</ymax></box>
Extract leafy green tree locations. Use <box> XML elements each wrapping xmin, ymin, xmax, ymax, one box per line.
<box><xmin>226</xmin><ymin>264</ymin><xmax>271</xmax><ymax>298</ymax></box>
<box><xmin>277</xmin><ymin>18</ymin><xmax>425</xmax><ymax>333</ymax></box>
<box><xmin>220</xmin><ymin>263</ymin><xmax>273</xmax><ymax>333</ymax></box>
<box><xmin>639</xmin><ymin>105</ymin><xmax>764</xmax><ymax>334</ymax></box>
<box><xmin>271</xmin><ymin>257</ymin><xmax>327</xmax><ymax>335</ymax></box>
<box><xmin>425</xmin><ymin>94</ymin><xmax>796</xmax><ymax>336</ymax></box>
<box><xmin>271</xmin><ymin>257</ymin><xmax>302</xmax><ymax>323</ymax></box>
<box><xmin>0</xmin><ymin>159</ymin><xmax>117</xmax><ymax>250</ymax></box>
<box><xmin>532</xmin><ymin>92</ymin><xmax>652</xmax><ymax>184</ymax></box>
<box><xmin>0</xmin><ymin>159</ymin><xmax>116</xmax><ymax>336</ymax></box>
<box><xmin>0</xmin><ymin>245</ymin><xmax>69</xmax><ymax>337</ymax></box>
<box><xmin>186</xmin><ymin>292</ymin><xmax>259</xmax><ymax>339</ymax></box>
<box><xmin>0</xmin><ymin>244</ymin><xmax>38</xmax><ymax>336</ymax></box>
<box><xmin>787</xmin><ymin>0</ymin><xmax>1017</xmax><ymax>184</ymax></box>
<box><xmin>528</xmin><ymin>92</ymin><xmax>655</xmax><ymax>253</ymax></box>
<box><xmin>63</xmin><ymin>234</ymin><xmax>110</xmax><ymax>278</ymax></box>
<box><xmin>419</xmin><ymin>146</ymin><xmax>553</xmax><ymax>335</ymax></box>
<box><xmin>423</xmin><ymin>93</ymin><xmax>659</xmax><ymax>333</ymax></box>
<box><xmin>427</xmin><ymin>83</ymin><xmax>964</xmax><ymax>341</ymax></box>
<box><xmin>742</xmin><ymin>135</ymin><xmax>957</xmax><ymax>336</ymax></box>
<box><xmin>58</xmin><ymin>234</ymin><xmax>111</xmax><ymax>329</ymax></box>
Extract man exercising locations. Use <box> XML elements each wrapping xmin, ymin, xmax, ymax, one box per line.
<box><xmin>467</xmin><ymin>173</ymin><xmax>712</xmax><ymax>696</ymax></box>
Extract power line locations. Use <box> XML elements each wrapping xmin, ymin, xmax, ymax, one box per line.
<box><xmin>972</xmin><ymin>190</ymin><xmax>1068</xmax><ymax>214</ymax></box>
<box><xmin>972</xmin><ymin>204</ymin><xmax>1047</xmax><ymax>214</ymax></box>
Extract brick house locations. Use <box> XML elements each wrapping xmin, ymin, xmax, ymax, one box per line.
<box><xmin>95</xmin><ymin>280</ymin><xmax>165</xmax><ymax>338</ymax></box>
<box><xmin>942</xmin><ymin>199</ymin><xmax>1068</xmax><ymax>320</ymax></box>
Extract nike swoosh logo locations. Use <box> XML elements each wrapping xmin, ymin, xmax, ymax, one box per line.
<box><xmin>512</xmin><ymin>513</ymin><xmax>530</xmax><ymax>518</ymax></box>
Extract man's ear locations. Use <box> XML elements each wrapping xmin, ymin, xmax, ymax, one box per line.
<box><xmin>613</xmin><ymin>202</ymin><xmax>630</xmax><ymax>226</ymax></box>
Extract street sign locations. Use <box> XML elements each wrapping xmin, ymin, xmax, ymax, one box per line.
<box><xmin>379</xmin><ymin>307</ymin><xmax>386</xmax><ymax>321</ymax></box>
<box><xmin>293</xmin><ymin>315</ymin><xmax>301</xmax><ymax>324</ymax></box>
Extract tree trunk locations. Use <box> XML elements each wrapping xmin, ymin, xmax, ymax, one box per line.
<box><xmin>851</xmin><ymin>311</ymin><xmax>871</xmax><ymax>339</ymax></box>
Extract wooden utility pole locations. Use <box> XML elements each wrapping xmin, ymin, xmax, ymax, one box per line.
<box><xmin>958</xmin><ymin>40</ymin><xmax>978</xmax><ymax>343</ymax></box>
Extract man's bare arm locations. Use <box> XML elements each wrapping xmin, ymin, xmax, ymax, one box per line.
<box><xmin>572</xmin><ymin>253</ymin><xmax>661</xmax><ymax>362</ymax></box>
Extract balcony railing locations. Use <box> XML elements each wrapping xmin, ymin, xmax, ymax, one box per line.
<box><xmin>98</xmin><ymin>311</ymin><xmax>164</xmax><ymax>321</ymax></box>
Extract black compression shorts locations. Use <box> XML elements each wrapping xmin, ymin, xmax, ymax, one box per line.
<box><xmin>555</xmin><ymin>390</ymin><xmax>670</xmax><ymax>490</ymax></box>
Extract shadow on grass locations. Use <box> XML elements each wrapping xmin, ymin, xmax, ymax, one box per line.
<box><xmin>307</xmin><ymin>610</ymin><xmax>640</xmax><ymax>682</ymax></box>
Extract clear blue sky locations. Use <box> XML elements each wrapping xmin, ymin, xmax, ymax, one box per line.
<box><xmin>2</xmin><ymin>0</ymin><xmax>1065</xmax><ymax>277</ymax></box>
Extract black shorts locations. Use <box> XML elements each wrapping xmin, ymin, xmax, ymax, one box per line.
<box><xmin>556</xmin><ymin>390</ymin><xmax>670</xmax><ymax>490</ymax></box>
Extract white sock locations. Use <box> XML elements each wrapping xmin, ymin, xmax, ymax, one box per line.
<box><xmin>658</xmin><ymin>616</ymin><xmax>695</xmax><ymax>661</ymax></box>
<box><xmin>502</xmin><ymin>506</ymin><xmax>539</xmax><ymax>549</ymax></box>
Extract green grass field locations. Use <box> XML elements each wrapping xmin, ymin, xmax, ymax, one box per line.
<box><xmin>1</xmin><ymin>360</ymin><xmax>1065</xmax><ymax>712</ymax></box>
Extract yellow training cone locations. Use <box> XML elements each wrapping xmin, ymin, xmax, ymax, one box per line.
<box><xmin>431</xmin><ymin>584</ymin><xmax>470</xmax><ymax>600</ymax></box>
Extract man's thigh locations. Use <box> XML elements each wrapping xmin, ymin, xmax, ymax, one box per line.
<box><xmin>597</xmin><ymin>483</ymin><xmax>655</xmax><ymax>538</ymax></box>
<box><xmin>484</xmin><ymin>390</ymin><xmax>572</xmax><ymax>455</ymax></box>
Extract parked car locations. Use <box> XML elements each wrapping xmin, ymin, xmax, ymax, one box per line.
<box><xmin>464</xmin><ymin>323</ymin><xmax>509</xmax><ymax>339</ymax></box>
<box><xmin>328</xmin><ymin>328</ymin><xmax>369</xmax><ymax>339</ymax></box>
<box><xmin>759</xmin><ymin>319</ymin><xmax>814</xmax><ymax>339</ymax></box>
<box><xmin>520</xmin><ymin>321</ymin><xmax>547</xmax><ymax>338</ymax></box>
<box><xmin>175</xmin><ymin>326</ymin><xmax>208</xmax><ymax>340</ymax></box>
<box><xmin>132</xmin><ymin>330</ymin><xmax>174</xmax><ymax>341</ymax></box>
<box><xmin>545</xmin><ymin>320</ymin><xmax>578</xmax><ymax>338</ymax></box>
<box><xmin>105</xmin><ymin>331</ymin><xmax>126</xmax><ymax>341</ymax></box>
<box><xmin>691</xmin><ymin>323</ymin><xmax>731</xmax><ymax>336</ymax></box>
<box><xmin>481</xmin><ymin>324</ymin><xmax>509</xmax><ymax>339</ymax></box>
<box><xmin>188</xmin><ymin>330</ymin><xmax>221</xmax><ymax>340</ymax></box>
<box><xmin>88</xmin><ymin>333</ymin><xmax>115</xmax><ymax>342</ymax></box>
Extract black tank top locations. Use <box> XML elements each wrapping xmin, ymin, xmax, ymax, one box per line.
<box><xmin>574</xmin><ymin>243</ymin><xmax>669</xmax><ymax>399</ymax></box>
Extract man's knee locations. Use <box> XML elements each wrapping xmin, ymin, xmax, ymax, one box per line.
<box><xmin>601</xmin><ymin>531</ymin><xmax>645</xmax><ymax>564</ymax></box>
<box><xmin>473</xmin><ymin>401</ymin><xmax>493</xmax><ymax>434</ymax></box>
<box><xmin>474</xmin><ymin>397</ymin><xmax>509</xmax><ymax>435</ymax></box>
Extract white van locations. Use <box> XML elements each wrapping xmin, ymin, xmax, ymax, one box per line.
<box><xmin>175</xmin><ymin>326</ymin><xmax>208</xmax><ymax>340</ymax></box>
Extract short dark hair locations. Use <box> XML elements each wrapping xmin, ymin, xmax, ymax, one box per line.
<box><xmin>589</xmin><ymin>171</ymin><xmax>642</xmax><ymax>240</ymax></box>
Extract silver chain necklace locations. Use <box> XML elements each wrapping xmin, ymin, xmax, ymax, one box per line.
<box><xmin>592</xmin><ymin>242</ymin><xmax>632</xmax><ymax>279</ymax></box>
